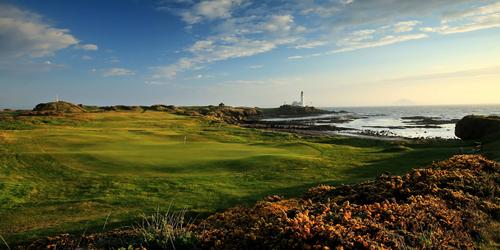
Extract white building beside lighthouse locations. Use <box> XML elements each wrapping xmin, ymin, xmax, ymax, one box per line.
<box><xmin>292</xmin><ymin>91</ymin><xmax>305</xmax><ymax>107</ymax></box>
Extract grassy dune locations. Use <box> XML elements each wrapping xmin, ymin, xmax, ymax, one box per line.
<box><xmin>0</xmin><ymin>111</ymin><xmax>466</xmax><ymax>243</ymax></box>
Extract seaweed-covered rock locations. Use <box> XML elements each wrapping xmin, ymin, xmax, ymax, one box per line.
<box><xmin>455</xmin><ymin>115</ymin><xmax>500</xmax><ymax>140</ymax></box>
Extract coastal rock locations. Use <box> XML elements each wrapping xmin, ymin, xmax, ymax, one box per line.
<box><xmin>261</xmin><ymin>105</ymin><xmax>332</xmax><ymax>118</ymax></box>
<box><xmin>203</xmin><ymin>106</ymin><xmax>262</xmax><ymax>124</ymax></box>
<box><xmin>401</xmin><ymin>116</ymin><xmax>459</xmax><ymax>125</ymax></box>
<box><xmin>455</xmin><ymin>115</ymin><xmax>500</xmax><ymax>140</ymax></box>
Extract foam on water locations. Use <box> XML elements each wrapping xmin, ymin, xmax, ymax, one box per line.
<box><xmin>264</xmin><ymin>105</ymin><xmax>500</xmax><ymax>139</ymax></box>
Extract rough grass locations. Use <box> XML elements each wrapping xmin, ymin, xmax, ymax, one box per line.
<box><xmin>0</xmin><ymin>111</ymin><xmax>479</xmax><ymax>245</ymax></box>
<box><xmin>18</xmin><ymin>154</ymin><xmax>499</xmax><ymax>249</ymax></box>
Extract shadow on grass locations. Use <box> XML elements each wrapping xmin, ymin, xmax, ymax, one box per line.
<box><xmin>338</xmin><ymin>146</ymin><xmax>461</xmax><ymax>180</ymax></box>
<box><xmin>312</xmin><ymin>136</ymin><xmax>397</xmax><ymax>148</ymax></box>
<box><xmin>5</xmin><ymin>180</ymin><xmax>336</xmax><ymax>247</ymax></box>
<box><xmin>2</xmin><ymin>142</ymin><xmax>470</xmax><ymax>247</ymax></box>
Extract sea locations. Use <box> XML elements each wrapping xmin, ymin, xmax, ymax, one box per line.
<box><xmin>265</xmin><ymin>105</ymin><xmax>500</xmax><ymax>139</ymax></box>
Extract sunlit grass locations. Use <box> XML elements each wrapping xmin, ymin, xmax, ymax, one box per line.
<box><xmin>0</xmin><ymin>111</ymin><xmax>472</xmax><ymax>244</ymax></box>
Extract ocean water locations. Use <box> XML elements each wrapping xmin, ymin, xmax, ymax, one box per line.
<box><xmin>268</xmin><ymin>105</ymin><xmax>500</xmax><ymax>139</ymax></box>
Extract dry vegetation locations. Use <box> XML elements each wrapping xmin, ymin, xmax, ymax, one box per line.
<box><xmin>196</xmin><ymin>154</ymin><xmax>499</xmax><ymax>249</ymax></box>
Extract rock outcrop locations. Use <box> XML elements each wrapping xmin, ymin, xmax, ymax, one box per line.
<box><xmin>262</xmin><ymin>105</ymin><xmax>332</xmax><ymax>118</ymax></box>
<box><xmin>199</xmin><ymin>106</ymin><xmax>262</xmax><ymax>124</ymax></box>
<box><xmin>455</xmin><ymin>115</ymin><xmax>500</xmax><ymax>140</ymax></box>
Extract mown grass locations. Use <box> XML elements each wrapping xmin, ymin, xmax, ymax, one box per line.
<box><xmin>0</xmin><ymin>111</ymin><xmax>481</xmax><ymax>244</ymax></box>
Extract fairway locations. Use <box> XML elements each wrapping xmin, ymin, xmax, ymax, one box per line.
<box><xmin>0</xmin><ymin>111</ymin><xmax>463</xmax><ymax>243</ymax></box>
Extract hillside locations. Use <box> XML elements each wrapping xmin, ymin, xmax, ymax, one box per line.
<box><xmin>0</xmin><ymin>110</ymin><xmax>469</xmax><ymax>246</ymax></box>
<box><xmin>33</xmin><ymin>101</ymin><xmax>87</xmax><ymax>113</ymax></box>
<box><xmin>20</xmin><ymin>155</ymin><xmax>499</xmax><ymax>249</ymax></box>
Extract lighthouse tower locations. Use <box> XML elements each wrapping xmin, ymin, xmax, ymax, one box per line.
<box><xmin>300</xmin><ymin>91</ymin><xmax>305</xmax><ymax>107</ymax></box>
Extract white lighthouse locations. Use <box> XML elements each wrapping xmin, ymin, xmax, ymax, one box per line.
<box><xmin>292</xmin><ymin>91</ymin><xmax>306</xmax><ymax>107</ymax></box>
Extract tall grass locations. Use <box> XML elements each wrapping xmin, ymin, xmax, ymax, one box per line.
<box><xmin>0</xmin><ymin>234</ymin><xmax>10</xmax><ymax>250</ymax></box>
<box><xmin>134</xmin><ymin>205</ymin><xmax>197</xmax><ymax>249</ymax></box>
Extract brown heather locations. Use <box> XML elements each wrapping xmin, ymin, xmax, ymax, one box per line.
<box><xmin>196</xmin><ymin>155</ymin><xmax>499</xmax><ymax>249</ymax></box>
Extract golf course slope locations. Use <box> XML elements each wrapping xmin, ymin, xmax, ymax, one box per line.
<box><xmin>0</xmin><ymin>109</ymin><xmax>498</xmax><ymax>248</ymax></box>
<box><xmin>21</xmin><ymin>155</ymin><xmax>499</xmax><ymax>249</ymax></box>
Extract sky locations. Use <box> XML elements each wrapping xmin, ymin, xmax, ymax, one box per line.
<box><xmin>1</xmin><ymin>0</ymin><xmax>500</xmax><ymax>108</ymax></box>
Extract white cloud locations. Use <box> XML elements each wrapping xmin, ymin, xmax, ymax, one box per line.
<box><xmin>261</xmin><ymin>15</ymin><xmax>294</xmax><ymax>33</ymax></box>
<box><xmin>76</xmin><ymin>43</ymin><xmax>98</xmax><ymax>51</ymax></box>
<box><xmin>330</xmin><ymin>33</ymin><xmax>428</xmax><ymax>54</ymax></box>
<box><xmin>336</xmin><ymin>29</ymin><xmax>376</xmax><ymax>46</ymax></box>
<box><xmin>188</xmin><ymin>40</ymin><xmax>215</xmax><ymax>53</ymax></box>
<box><xmin>0</xmin><ymin>4</ymin><xmax>78</xmax><ymax>59</ymax></box>
<box><xmin>294</xmin><ymin>40</ymin><xmax>328</xmax><ymax>49</ymax></box>
<box><xmin>81</xmin><ymin>55</ymin><xmax>92</xmax><ymax>60</ymax></box>
<box><xmin>180</xmin><ymin>0</ymin><xmax>243</xmax><ymax>24</ymax></box>
<box><xmin>152</xmin><ymin>12</ymin><xmax>302</xmax><ymax>79</ymax></box>
<box><xmin>288</xmin><ymin>28</ymin><xmax>426</xmax><ymax>59</ymax></box>
<box><xmin>422</xmin><ymin>2</ymin><xmax>500</xmax><ymax>34</ymax></box>
<box><xmin>442</xmin><ymin>2</ymin><xmax>500</xmax><ymax>22</ymax></box>
<box><xmin>438</xmin><ymin>14</ymin><xmax>500</xmax><ymax>34</ymax></box>
<box><xmin>102</xmin><ymin>68</ymin><xmax>135</xmax><ymax>77</ymax></box>
<box><xmin>419</xmin><ymin>27</ymin><xmax>436</xmax><ymax>32</ymax></box>
<box><xmin>184</xmin><ymin>73</ymin><xmax>215</xmax><ymax>80</ymax></box>
<box><xmin>154</xmin><ymin>58</ymin><xmax>196</xmax><ymax>79</ymax></box>
<box><xmin>393</xmin><ymin>20</ymin><xmax>421</xmax><ymax>33</ymax></box>
<box><xmin>151</xmin><ymin>0</ymin><xmax>500</xmax><ymax>82</ymax></box>
<box><xmin>153</xmin><ymin>37</ymin><xmax>292</xmax><ymax>79</ymax></box>
<box><xmin>342</xmin><ymin>0</ymin><xmax>355</xmax><ymax>5</ymax></box>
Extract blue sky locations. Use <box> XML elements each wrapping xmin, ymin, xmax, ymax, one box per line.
<box><xmin>1</xmin><ymin>0</ymin><xmax>500</xmax><ymax>108</ymax></box>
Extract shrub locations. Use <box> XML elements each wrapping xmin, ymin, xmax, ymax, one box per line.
<box><xmin>196</xmin><ymin>155</ymin><xmax>499</xmax><ymax>249</ymax></box>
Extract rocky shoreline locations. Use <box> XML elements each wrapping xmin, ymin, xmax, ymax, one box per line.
<box><xmin>11</xmin><ymin>101</ymin><xmax>494</xmax><ymax>141</ymax></box>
